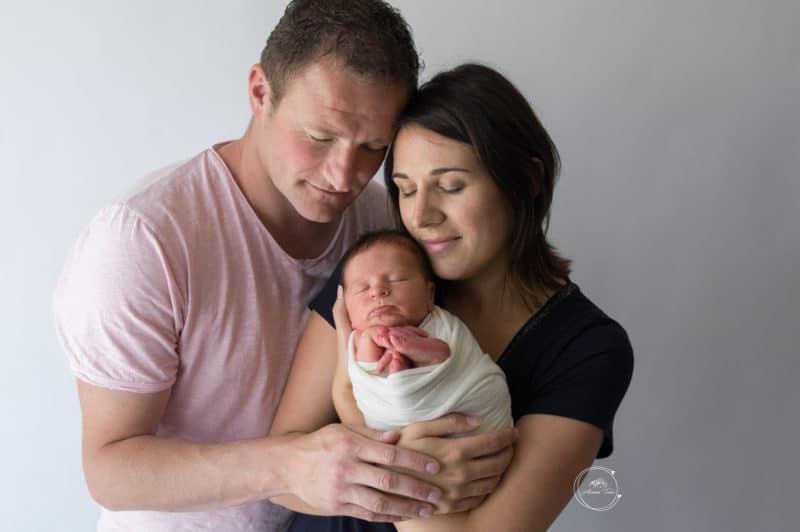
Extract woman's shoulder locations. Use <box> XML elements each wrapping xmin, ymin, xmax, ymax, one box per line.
<box><xmin>499</xmin><ymin>282</ymin><xmax>634</xmax><ymax>413</ymax></box>
<box><xmin>501</xmin><ymin>283</ymin><xmax>634</xmax><ymax>457</ymax></box>
<box><xmin>505</xmin><ymin>282</ymin><xmax>631</xmax><ymax>360</ymax></box>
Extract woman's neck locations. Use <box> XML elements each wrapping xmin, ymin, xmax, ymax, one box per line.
<box><xmin>443</xmin><ymin>270</ymin><xmax>534</xmax><ymax>359</ymax></box>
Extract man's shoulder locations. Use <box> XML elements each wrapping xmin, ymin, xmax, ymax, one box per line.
<box><xmin>119</xmin><ymin>148</ymin><xmax>221</xmax><ymax>215</ymax></box>
<box><xmin>352</xmin><ymin>180</ymin><xmax>387</xmax><ymax>209</ymax></box>
<box><xmin>346</xmin><ymin>180</ymin><xmax>391</xmax><ymax>231</ymax></box>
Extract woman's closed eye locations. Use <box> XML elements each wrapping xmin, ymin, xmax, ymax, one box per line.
<box><xmin>439</xmin><ymin>182</ymin><xmax>464</xmax><ymax>194</ymax></box>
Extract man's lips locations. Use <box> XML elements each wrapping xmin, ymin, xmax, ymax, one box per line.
<box><xmin>306</xmin><ymin>181</ymin><xmax>348</xmax><ymax>196</ymax></box>
<box><xmin>420</xmin><ymin>237</ymin><xmax>460</xmax><ymax>254</ymax></box>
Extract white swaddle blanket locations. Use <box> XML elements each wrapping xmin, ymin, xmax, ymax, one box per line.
<box><xmin>348</xmin><ymin>306</ymin><xmax>513</xmax><ymax>434</ymax></box>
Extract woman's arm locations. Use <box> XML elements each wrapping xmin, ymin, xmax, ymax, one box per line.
<box><xmin>396</xmin><ymin>414</ymin><xmax>603</xmax><ymax>532</ymax></box>
<box><xmin>269</xmin><ymin>311</ymin><xmax>441</xmax><ymax>522</ymax></box>
<box><xmin>272</xmin><ymin>308</ymin><xmax>516</xmax><ymax>518</ymax></box>
<box><xmin>334</xmin><ymin>328</ymin><xmax>366</xmax><ymax>426</ymax></box>
<box><xmin>272</xmin><ymin>311</ymin><xmax>340</xmax><ymax>433</ymax></box>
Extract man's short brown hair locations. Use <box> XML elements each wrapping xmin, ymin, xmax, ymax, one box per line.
<box><xmin>261</xmin><ymin>0</ymin><xmax>420</xmax><ymax>104</ymax></box>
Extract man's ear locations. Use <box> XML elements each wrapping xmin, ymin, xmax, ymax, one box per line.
<box><xmin>248</xmin><ymin>64</ymin><xmax>272</xmax><ymax>118</ymax></box>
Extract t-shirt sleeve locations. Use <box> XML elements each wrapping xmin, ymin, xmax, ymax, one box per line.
<box><xmin>53</xmin><ymin>204</ymin><xmax>183</xmax><ymax>393</ymax></box>
<box><xmin>521</xmin><ymin>322</ymin><xmax>633</xmax><ymax>458</ymax></box>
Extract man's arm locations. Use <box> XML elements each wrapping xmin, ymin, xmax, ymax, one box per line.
<box><xmin>78</xmin><ymin>380</ymin><xmax>296</xmax><ymax>511</ymax></box>
<box><xmin>79</xmin><ymin>374</ymin><xmax>438</xmax><ymax>520</ymax></box>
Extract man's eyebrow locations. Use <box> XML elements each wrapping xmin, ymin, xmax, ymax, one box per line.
<box><xmin>391</xmin><ymin>167</ymin><xmax>471</xmax><ymax>180</ymax></box>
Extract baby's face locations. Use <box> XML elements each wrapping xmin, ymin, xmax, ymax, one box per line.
<box><xmin>343</xmin><ymin>242</ymin><xmax>435</xmax><ymax>329</ymax></box>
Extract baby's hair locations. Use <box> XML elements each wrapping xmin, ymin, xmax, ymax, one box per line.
<box><xmin>340</xmin><ymin>229</ymin><xmax>435</xmax><ymax>288</ymax></box>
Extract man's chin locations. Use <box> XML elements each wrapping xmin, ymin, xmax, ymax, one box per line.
<box><xmin>294</xmin><ymin>196</ymin><xmax>354</xmax><ymax>224</ymax></box>
<box><xmin>296</xmin><ymin>204</ymin><xmax>347</xmax><ymax>225</ymax></box>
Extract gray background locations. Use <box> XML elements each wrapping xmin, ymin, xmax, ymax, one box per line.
<box><xmin>1</xmin><ymin>0</ymin><xmax>797</xmax><ymax>530</ymax></box>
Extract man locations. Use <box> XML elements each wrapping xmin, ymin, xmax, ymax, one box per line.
<box><xmin>53</xmin><ymin>1</ymin><xmax>514</xmax><ymax>530</ymax></box>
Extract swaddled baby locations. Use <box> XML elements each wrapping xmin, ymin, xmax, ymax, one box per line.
<box><xmin>336</xmin><ymin>230</ymin><xmax>512</xmax><ymax>434</ymax></box>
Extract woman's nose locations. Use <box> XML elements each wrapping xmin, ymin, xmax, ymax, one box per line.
<box><xmin>409</xmin><ymin>190</ymin><xmax>443</xmax><ymax>228</ymax></box>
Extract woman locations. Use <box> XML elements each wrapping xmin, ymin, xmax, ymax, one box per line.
<box><xmin>273</xmin><ymin>63</ymin><xmax>633</xmax><ymax>531</ymax></box>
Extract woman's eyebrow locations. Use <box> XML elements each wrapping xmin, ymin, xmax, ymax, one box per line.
<box><xmin>431</xmin><ymin>167</ymin><xmax>470</xmax><ymax>176</ymax></box>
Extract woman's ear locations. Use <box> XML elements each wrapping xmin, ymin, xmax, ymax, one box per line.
<box><xmin>532</xmin><ymin>157</ymin><xmax>544</xmax><ymax>177</ymax></box>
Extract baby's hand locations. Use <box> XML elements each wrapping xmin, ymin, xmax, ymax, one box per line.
<box><xmin>376</xmin><ymin>349</ymin><xmax>411</xmax><ymax>374</ymax></box>
<box><xmin>375</xmin><ymin>349</ymin><xmax>394</xmax><ymax>374</ymax></box>
<box><xmin>368</xmin><ymin>326</ymin><xmax>393</xmax><ymax>350</ymax></box>
<box><xmin>388</xmin><ymin>327</ymin><xmax>450</xmax><ymax>367</ymax></box>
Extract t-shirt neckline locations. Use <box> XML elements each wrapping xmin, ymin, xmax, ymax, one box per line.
<box><xmin>208</xmin><ymin>143</ymin><xmax>347</xmax><ymax>269</ymax></box>
<box><xmin>495</xmin><ymin>282</ymin><xmax>577</xmax><ymax>365</ymax></box>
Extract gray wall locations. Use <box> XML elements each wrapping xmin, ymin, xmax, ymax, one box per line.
<box><xmin>1</xmin><ymin>1</ymin><xmax>797</xmax><ymax>530</ymax></box>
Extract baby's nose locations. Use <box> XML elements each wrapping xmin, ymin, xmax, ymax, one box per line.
<box><xmin>371</xmin><ymin>285</ymin><xmax>390</xmax><ymax>298</ymax></box>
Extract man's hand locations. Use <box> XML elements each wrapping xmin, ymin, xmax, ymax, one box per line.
<box><xmin>397</xmin><ymin>414</ymin><xmax>516</xmax><ymax>514</ymax></box>
<box><xmin>287</xmin><ymin>423</ymin><xmax>444</xmax><ymax>522</ymax></box>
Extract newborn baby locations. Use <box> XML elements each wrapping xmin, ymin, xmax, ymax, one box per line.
<box><xmin>337</xmin><ymin>230</ymin><xmax>512</xmax><ymax>434</ymax></box>
<box><xmin>343</xmin><ymin>232</ymin><xmax>449</xmax><ymax>375</ymax></box>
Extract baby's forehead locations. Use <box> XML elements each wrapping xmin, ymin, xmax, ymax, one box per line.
<box><xmin>343</xmin><ymin>241</ymin><xmax>419</xmax><ymax>281</ymax></box>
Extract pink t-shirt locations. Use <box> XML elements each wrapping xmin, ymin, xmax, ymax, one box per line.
<box><xmin>53</xmin><ymin>146</ymin><xmax>390</xmax><ymax>531</ymax></box>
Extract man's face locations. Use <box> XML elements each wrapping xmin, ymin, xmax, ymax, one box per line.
<box><xmin>253</xmin><ymin>58</ymin><xmax>408</xmax><ymax>223</ymax></box>
<box><xmin>343</xmin><ymin>242</ymin><xmax>435</xmax><ymax>330</ymax></box>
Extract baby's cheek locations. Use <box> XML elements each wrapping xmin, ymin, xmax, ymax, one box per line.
<box><xmin>345</xmin><ymin>299</ymin><xmax>368</xmax><ymax>329</ymax></box>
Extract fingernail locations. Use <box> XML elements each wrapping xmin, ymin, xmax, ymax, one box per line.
<box><xmin>427</xmin><ymin>490</ymin><xmax>441</xmax><ymax>503</ymax></box>
<box><xmin>419</xmin><ymin>506</ymin><xmax>433</xmax><ymax>518</ymax></box>
<box><xmin>337</xmin><ymin>285</ymin><xmax>343</xmax><ymax>299</ymax></box>
<box><xmin>467</xmin><ymin>416</ymin><xmax>481</xmax><ymax>427</ymax></box>
<box><xmin>425</xmin><ymin>462</ymin><xmax>440</xmax><ymax>474</ymax></box>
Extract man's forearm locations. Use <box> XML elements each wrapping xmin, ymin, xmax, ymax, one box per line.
<box><xmin>85</xmin><ymin>433</ymin><xmax>300</xmax><ymax>512</ymax></box>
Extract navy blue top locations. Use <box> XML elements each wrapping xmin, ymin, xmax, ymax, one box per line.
<box><xmin>289</xmin><ymin>278</ymin><xmax>633</xmax><ymax>532</ymax></box>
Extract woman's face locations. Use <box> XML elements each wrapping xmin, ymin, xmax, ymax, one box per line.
<box><xmin>390</xmin><ymin>125</ymin><xmax>513</xmax><ymax>283</ymax></box>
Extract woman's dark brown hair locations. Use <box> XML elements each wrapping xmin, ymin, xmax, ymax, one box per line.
<box><xmin>384</xmin><ymin>63</ymin><xmax>570</xmax><ymax>309</ymax></box>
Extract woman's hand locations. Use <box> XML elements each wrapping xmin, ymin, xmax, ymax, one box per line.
<box><xmin>397</xmin><ymin>414</ymin><xmax>517</xmax><ymax>514</ymax></box>
<box><xmin>333</xmin><ymin>286</ymin><xmax>354</xmax><ymax>359</ymax></box>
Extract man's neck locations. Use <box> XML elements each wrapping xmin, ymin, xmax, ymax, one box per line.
<box><xmin>215</xmin><ymin>136</ymin><xmax>341</xmax><ymax>259</ymax></box>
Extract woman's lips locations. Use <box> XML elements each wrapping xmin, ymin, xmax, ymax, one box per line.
<box><xmin>421</xmin><ymin>237</ymin><xmax>460</xmax><ymax>254</ymax></box>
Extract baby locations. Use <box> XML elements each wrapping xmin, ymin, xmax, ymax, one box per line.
<box><xmin>336</xmin><ymin>230</ymin><xmax>513</xmax><ymax>434</ymax></box>
<box><xmin>342</xmin><ymin>231</ymin><xmax>450</xmax><ymax>375</ymax></box>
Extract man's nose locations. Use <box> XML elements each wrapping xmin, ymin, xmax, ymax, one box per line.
<box><xmin>325</xmin><ymin>145</ymin><xmax>359</xmax><ymax>192</ymax></box>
